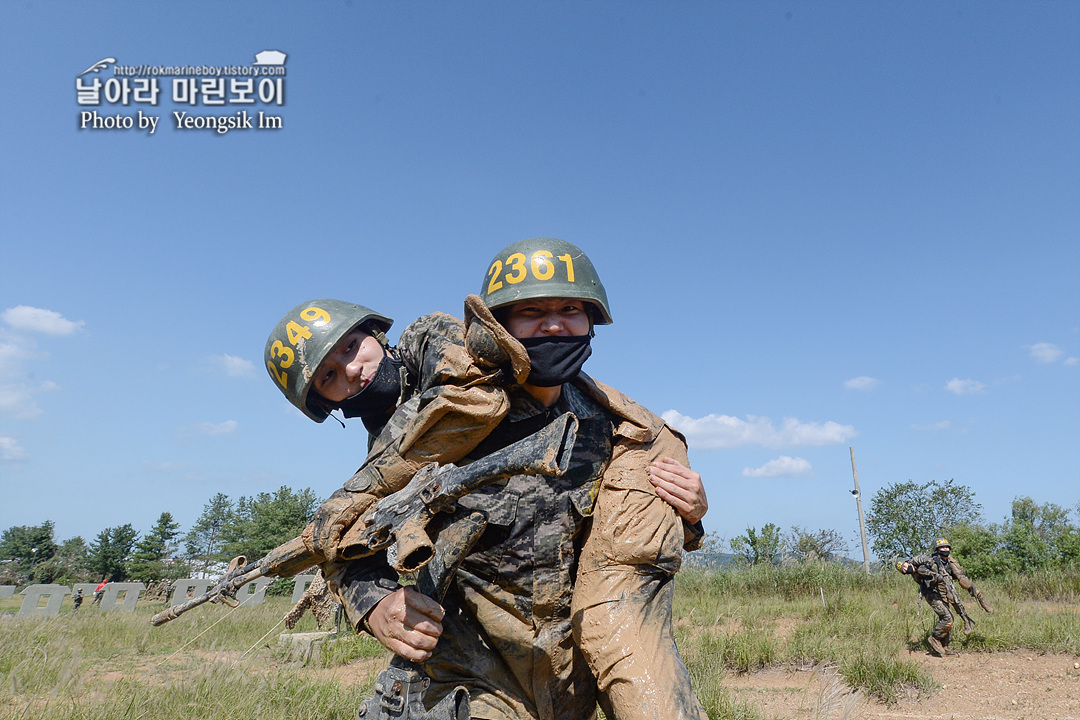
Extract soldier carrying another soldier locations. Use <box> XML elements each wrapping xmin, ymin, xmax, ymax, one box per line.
<box><xmin>266</xmin><ymin>238</ymin><xmax>710</xmax><ymax>719</ymax></box>
<box><xmin>897</xmin><ymin>537</ymin><xmax>992</xmax><ymax>656</ymax></box>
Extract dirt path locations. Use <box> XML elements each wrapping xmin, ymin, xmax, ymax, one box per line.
<box><xmin>725</xmin><ymin>651</ymin><xmax>1080</xmax><ymax>720</ymax></box>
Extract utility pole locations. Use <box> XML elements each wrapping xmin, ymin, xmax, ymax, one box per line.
<box><xmin>850</xmin><ymin>447</ymin><xmax>871</xmax><ymax>574</ymax></box>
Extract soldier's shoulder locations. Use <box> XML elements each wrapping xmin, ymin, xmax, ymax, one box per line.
<box><xmin>396</xmin><ymin>313</ymin><xmax>467</xmax><ymax>369</ymax></box>
<box><xmin>400</xmin><ymin>312</ymin><xmax>465</xmax><ymax>344</ymax></box>
<box><xmin>571</xmin><ymin>374</ymin><xmax>667</xmax><ymax>436</ymax></box>
<box><xmin>569</xmin><ymin>374</ymin><xmax>690</xmax><ymax>447</ymax></box>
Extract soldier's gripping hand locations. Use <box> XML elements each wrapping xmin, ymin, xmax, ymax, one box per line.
<box><xmin>649</xmin><ymin>457</ymin><xmax>709</xmax><ymax>524</ymax></box>
<box><xmin>367</xmin><ymin>587</ymin><xmax>444</xmax><ymax>662</ymax></box>
<box><xmin>303</xmin><ymin>489</ymin><xmax>377</xmax><ymax>563</ymax></box>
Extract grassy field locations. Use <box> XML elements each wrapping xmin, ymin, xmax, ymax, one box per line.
<box><xmin>2</xmin><ymin>565</ymin><xmax>1078</xmax><ymax>720</ymax></box>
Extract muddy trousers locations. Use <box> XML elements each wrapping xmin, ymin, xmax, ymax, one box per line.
<box><xmin>926</xmin><ymin>596</ymin><xmax>954</xmax><ymax>645</ymax></box>
<box><xmin>574</xmin><ymin>567</ymin><xmax>708</xmax><ymax>720</ymax></box>
<box><xmin>420</xmin><ymin>582</ymin><xmax>598</xmax><ymax>720</ymax></box>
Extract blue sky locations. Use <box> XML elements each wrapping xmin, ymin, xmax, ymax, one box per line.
<box><xmin>2</xmin><ymin>2</ymin><xmax>1077</xmax><ymax>561</ymax></box>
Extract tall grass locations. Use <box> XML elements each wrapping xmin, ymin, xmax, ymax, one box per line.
<box><xmin>674</xmin><ymin>562</ymin><xmax>1079</xmax><ymax>706</ymax></box>
<box><xmin>2</xmin><ymin>565</ymin><xmax>1078</xmax><ymax>719</ymax></box>
<box><xmin>1</xmin><ymin>600</ymin><xmax>372</xmax><ymax>720</ymax></box>
<box><xmin>995</xmin><ymin>567</ymin><xmax>1080</xmax><ymax>601</ymax></box>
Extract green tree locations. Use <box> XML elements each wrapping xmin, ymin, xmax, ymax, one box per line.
<box><xmin>128</xmin><ymin>512</ymin><xmax>183</xmax><ymax>582</ymax></box>
<box><xmin>184</xmin><ymin>493</ymin><xmax>235</xmax><ymax>577</ymax></box>
<box><xmin>0</xmin><ymin>521</ymin><xmax>59</xmax><ymax>581</ymax></box>
<box><xmin>30</xmin><ymin>536</ymin><xmax>90</xmax><ymax>585</ymax></box>
<box><xmin>786</xmin><ymin>526</ymin><xmax>848</xmax><ymax>562</ymax></box>
<box><xmin>999</xmin><ymin>497</ymin><xmax>1075</xmax><ymax>572</ymax></box>
<box><xmin>87</xmin><ymin>524</ymin><xmax>139</xmax><ymax>582</ymax></box>
<box><xmin>730</xmin><ymin>523</ymin><xmax>784</xmax><ymax>566</ymax></box>
<box><xmin>944</xmin><ymin>522</ymin><xmax>1008</xmax><ymax>578</ymax></box>
<box><xmin>222</xmin><ymin>486</ymin><xmax>318</xmax><ymax>561</ymax></box>
<box><xmin>865</xmin><ymin>479</ymin><xmax>982</xmax><ymax>561</ymax></box>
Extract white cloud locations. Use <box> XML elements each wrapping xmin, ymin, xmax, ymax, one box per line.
<box><xmin>742</xmin><ymin>456</ymin><xmax>812</xmax><ymax>478</ymax></box>
<box><xmin>213</xmin><ymin>354</ymin><xmax>256</xmax><ymax>378</ymax></box>
<box><xmin>193</xmin><ymin>420</ymin><xmax>238</xmax><ymax>435</ymax></box>
<box><xmin>1</xmin><ymin>306</ymin><xmax>84</xmax><ymax>336</ymax></box>
<box><xmin>844</xmin><ymin>376</ymin><xmax>881</xmax><ymax>391</ymax></box>
<box><xmin>1029</xmin><ymin>342</ymin><xmax>1064</xmax><ymax>364</ymax></box>
<box><xmin>0</xmin><ymin>436</ymin><xmax>29</xmax><ymax>462</ymax></box>
<box><xmin>945</xmin><ymin>378</ymin><xmax>986</xmax><ymax>395</ymax></box>
<box><xmin>661</xmin><ymin>411</ymin><xmax>856</xmax><ymax>450</ymax></box>
<box><xmin>0</xmin><ymin>384</ymin><xmax>43</xmax><ymax>420</ymax></box>
<box><xmin>0</xmin><ymin>338</ymin><xmax>32</xmax><ymax>379</ymax></box>
<box><xmin>1065</xmin><ymin>357</ymin><xmax>1079</xmax><ymax>367</ymax></box>
<box><xmin>0</xmin><ymin>310</ymin><xmax>77</xmax><ymax>420</ymax></box>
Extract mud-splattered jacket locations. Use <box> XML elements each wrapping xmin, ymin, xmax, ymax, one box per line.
<box><xmin>932</xmin><ymin>552</ymin><xmax>976</xmax><ymax>598</ymax></box>
<box><xmin>908</xmin><ymin>553</ymin><xmax>950</xmax><ymax>599</ymax></box>
<box><xmin>327</xmin><ymin>309</ymin><xmax>703</xmax><ymax>549</ymax></box>
<box><xmin>330</xmin><ymin>305</ymin><xmax>705</xmax><ymax>719</ymax></box>
<box><xmin>335</xmin><ymin>368</ymin><xmax>700</xmax><ymax>718</ymax></box>
<box><xmin>357</xmin><ymin>311</ymin><xmax>511</xmax><ymax>493</ymax></box>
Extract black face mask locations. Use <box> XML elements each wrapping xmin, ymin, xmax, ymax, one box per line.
<box><xmin>336</xmin><ymin>353</ymin><xmax>403</xmax><ymax>423</ymax></box>
<box><xmin>519</xmin><ymin>335</ymin><xmax>592</xmax><ymax>387</ymax></box>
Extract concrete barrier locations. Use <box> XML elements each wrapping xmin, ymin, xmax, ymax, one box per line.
<box><xmin>278</xmin><ymin>631</ymin><xmax>334</xmax><ymax>665</ymax></box>
<box><xmin>16</xmin><ymin>585</ymin><xmax>70</xmax><ymax>617</ymax></box>
<box><xmin>235</xmin><ymin>577</ymin><xmax>275</xmax><ymax>606</ymax></box>
<box><xmin>98</xmin><ymin>583</ymin><xmax>145</xmax><ymax>612</ymax></box>
<box><xmin>8</xmin><ymin>576</ymin><xmax>317</xmax><ymax>618</ymax></box>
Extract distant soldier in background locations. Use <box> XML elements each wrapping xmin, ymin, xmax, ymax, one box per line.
<box><xmin>161</xmin><ymin>580</ymin><xmax>174</xmax><ymax>606</ymax></box>
<box><xmin>92</xmin><ymin>577</ymin><xmax>107</xmax><ymax>607</ymax></box>
<box><xmin>72</xmin><ymin>588</ymin><xmax>84</xmax><ymax>612</ymax></box>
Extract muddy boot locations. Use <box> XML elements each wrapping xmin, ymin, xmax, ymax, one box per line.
<box><xmin>943</xmin><ymin>644</ymin><xmax>959</xmax><ymax>656</ymax></box>
<box><xmin>926</xmin><ymin>635</ymin><xmax>946</xmax><ymax>656</ymax></box>
<box><xmin>963</xmin><ymin>615</ymin><xmax>975</xmax><ymax>634</ymax></box>
<box><xmin>976</xmin><ymin>591</ymin><xmax>993</xmax><ymax>613</ymax></box>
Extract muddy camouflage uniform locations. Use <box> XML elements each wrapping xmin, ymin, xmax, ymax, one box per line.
<box><xmin>328</xmin><ymin>304</ymin><xmax>706</xmax><ymax>720</ymax></box>
<box><xmin>348</xmin><ymin>311</ymin><xmax>512</xmax><ymax>492</ymax></box>
<box><xmin>933</xmin><ymin>550</ymin><xmax>992</xmax><ymax>613</ymax></box>
<box><xmin>906</xmin><ymin>553</ymin><xmax>962</xmax><ymax>653</ymax></box>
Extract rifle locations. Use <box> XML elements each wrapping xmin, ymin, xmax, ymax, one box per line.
<box><xmin>356</xmin><ymin>510</ymin><xmax>486</xmax><ymax>720</ymax></box>
<box><xmin>933</xmin><ymin>554</ymin><xmax>975</xmax><ymax>631</ymax></box>
<box><xmin>151</xmin><ymin>412</ymin><xmax>578</xmax><ymax>627</ymax></box>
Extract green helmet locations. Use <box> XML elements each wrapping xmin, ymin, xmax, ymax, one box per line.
<box><xmin>934</xmin><ymin>538</ymin><xmax>951</xmax><ymax>552</ymax></box>
<box><xmin>480</xmin><ymin>238</ymin><xmax>612</xmax><ymax>324</ymax></box>
<box><xmin>265</xmin><ymin>299</ymin><xmax>393</xmax><ymax>422</ymax></box>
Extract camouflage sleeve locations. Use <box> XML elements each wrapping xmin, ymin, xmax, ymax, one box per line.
<box><xmin>357</xmin><ymin>313</ymin><xmax>510</xmax><ymax>496</ymax></box>
<box><xmin>947</xmin><ymin>555</ymin><xmax>976</xmax><ymax>592</ymax></box>
<box><xmin>683</xmin><ymin>520</ymin><xmax>706</xmax><ymax>552</ymax></box>
<box><xmin>397</xmin><ymin>313</ymin><xmax>509</xmax><ymax>457</ymax></box>
<box><xmin>910</xmin><ymin>554</ymin><xmax>938</xmax><ymax>580</ymax></box>
<box><xmin>321</xmin><ymin>553</ymin><xmax>401</xmax><ymax>634</ymax></box>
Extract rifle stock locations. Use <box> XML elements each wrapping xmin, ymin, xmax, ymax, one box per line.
<box><xmin>339</xmin><ymin>411</ymin><xmax>578</xmax><ymax>571</ymax></box>
<box><xmin>933</xmin><ymin>555</ymin><xmax>975</xmax><ymax>629</ymax></box>
<box><xmin>151</xmin><ymin>412</ymin><xmax>578</xmax><ymax>626</ymax></box>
